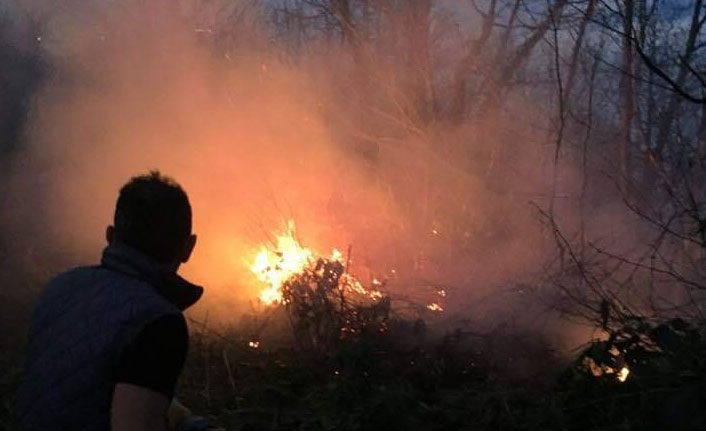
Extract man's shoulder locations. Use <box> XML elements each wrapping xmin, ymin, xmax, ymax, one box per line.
<box><xmin>49</xmin><ymin>265</ymin><xmax>108</xmax><ymax>284</ymax></box>
<box><xmin>45</xmin><ymin>265</ymin><xmax>126</xmax><ymax>297</ymax></box>
<box><xmin>40</xmin><ymin>265</ymin><xmax>105</xmax><ymax>300</ymax></box>
<box><xmin>45</xmin><ymin>265</ymin><xmax>176</xmax><ymax>310</ymax></box>
<box><xmin>50</xmin><ymin>265</ymin><xmax>144</xmax><ymax>291</ymax></box>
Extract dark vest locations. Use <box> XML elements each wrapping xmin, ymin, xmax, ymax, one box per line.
<box><xmin>17</xmin><ymin>244</ymin><xmax>203</xmax><ymax>431</ymax></box>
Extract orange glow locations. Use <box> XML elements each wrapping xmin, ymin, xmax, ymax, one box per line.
<box><xmin>250</xmin><ymin>221</ymin><xmax>312</xmax><ymax>305</ymax></box>
<box><xmin>249</xmin><ymin>221</ymin><xmax>384</xmax><ymax>305</ymax></box>
<box><xmin>341</xmin><ymin>274</ymin><xmax>383</xmax><ymax>300</ymax></box>
<box><xmin>617</xmin><ymin>366</ymin><xmax>630</xmax><ymax>382</ymax></box>
<box><xmin>427</xmin><ymin>302</ymin><xmax>444</xmax><ymax>311</ymax></box>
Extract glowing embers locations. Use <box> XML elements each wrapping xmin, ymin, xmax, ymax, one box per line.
<box><xmin>341</xmin><ymin>274</ymin><xmax>384</xmax><ymax>301</ymax></box>
<box><xmin>583</xmin><ymin>355</ymin><xmax>631</xmax><ymax>383</ymax></box>
<box><xmin>425</xmin><ymin>288</ymin><xmax>447</xmax><ymax>312</ymax></box>
<box><xmin>617</xmin><ymin>366</ymin><xmax>630</xmax><ymax>382</ymax></box>
<box><xmin>426</xmin><ymin>302</ymin><xmax>444</xmax><ymax>311</ymax></box>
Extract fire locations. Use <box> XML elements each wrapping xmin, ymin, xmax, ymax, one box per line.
<box><xmin>583</xmin><ymin>356</ymin><xmax>630</xmax><ymax>383</ymax></box>
<box><xmin>250</xmin><ymin>221</ymin><xmax>312</xmax><ymax>305</ymax></box>
<box><xmin>427</xmin><ymin>302</ymin><xmax>444</xmax><ymax>311</ymax></box>
<box><xmin>342</xmin><ymin>274</ymin><xmax>383</xmax><ymax>300</ymax></box>
<box><xmin>249</xmin><ymin>221</ymin><xmax>378</xmax><ymax>305</ymax></box>
<box><xmin>617</xmin><ymin>366</ymin><xmax>630</xmax><ymax>382</ymax></box>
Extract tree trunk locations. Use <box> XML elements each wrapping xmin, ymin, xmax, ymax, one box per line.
<box><xmin>618</xmin><ymin>0</ymin><xmax>635</xmax><ymax>190</ymax></box>
<box><xmin>652</xmin><ymin>0</ymin><xmax>703</xmax><ymax>159</ymax></box>
<box><xmin>449</xmin><ymin>0</ymin><xmax>497</xmax><ymax>119</ymax></box>
<box><xmin>565</xmin><ymin>0</ymin><xmax>597</xmax><ymax>100</ymax></box>
<box><xmin>479</xmin><ymin>0</ymin><xmax>568</xmax><ymax>116</ymax></box>
<box><xmin>643</xmin><ymin>0</ymin><xmax>703</xmax><ymax>195</ymax></box>
<box><xmin>407</xmin><ymin>0</ymin><xmax>435</xmax><ymax>124</ymax></box>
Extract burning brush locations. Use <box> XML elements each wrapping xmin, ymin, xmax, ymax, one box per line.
<box><xmin>249</xmin><ymin>221</ymin><xmax>390</xmax><ymax>353</ymax></box>
<box><xmin>250</xmin><ymin>220</ymin><xmax>315</xmax><ymax>305</ymax></box>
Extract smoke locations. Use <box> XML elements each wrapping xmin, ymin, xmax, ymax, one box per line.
<box><xmin>0</xmin><ymin>0</ymin><xmax>620</xmax><ymax>341</ymax></box>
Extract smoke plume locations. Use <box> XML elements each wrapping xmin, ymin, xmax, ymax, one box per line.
<box><xmin>1</xmin><ymin>0</ymin><xmax>620</xmax><ymax>341</ymax></box>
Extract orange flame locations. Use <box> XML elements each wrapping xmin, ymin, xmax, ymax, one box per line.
<box><xmin>250</xmin><ymin>221</ymin><xmax>369</xmax><ymax>305</ymax></box>
<box><xmin>427</xmin><ymin>302</ymin><xmax>444</xmax><ymax>311</ymax></box>
<box><xmin>250</xmin><ymin>221</ymin><xmax>312</xmax><ymax>305</ymax></box>
<box><xmin>617</xmin><ymin>366</ymin><xmax>630</xmax><ymax>382</ymax></box>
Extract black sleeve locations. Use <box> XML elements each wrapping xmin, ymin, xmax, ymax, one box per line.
<box><xmin>116</xmin><ymin>314</ymin><xmax>188</xmax><ymax>399</ymax></box>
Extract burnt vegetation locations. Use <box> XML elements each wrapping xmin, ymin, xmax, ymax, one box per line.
<box><xmin>2</xmin><ymin>0</ymin><xmax>706</xmax><ymax>430</ymax></box>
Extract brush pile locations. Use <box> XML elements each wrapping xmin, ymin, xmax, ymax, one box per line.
<box><xmin>281</xmin><ymin>256</ymin><xmax>390</xmax><ymax>356</ymax></box>
<box><xmin>556</xmin><ymin>317</ymin><xmax>706</xmax><ymax>429</ymax></box>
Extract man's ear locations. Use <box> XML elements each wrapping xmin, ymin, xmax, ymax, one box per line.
<box><xmin>106</xmin><ymin>226</ymin><xmax>115</xmax><ymax>244</ymax></box>
<box><xmin>180</xmin><ymin>234</ymin><xmax>197</xmax><ymax>263</ymax></box>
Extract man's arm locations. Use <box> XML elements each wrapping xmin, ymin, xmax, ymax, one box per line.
<box><xmin>111</xmin><ymin>383</ymin><xmax>171</xmax><ymax>431</ymax></box>
<box><xmin>111</xmin><ymin>314</ymin><xmax>188</xmax><ymax>431</ymax></box>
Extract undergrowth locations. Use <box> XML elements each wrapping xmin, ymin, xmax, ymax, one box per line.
<box><xmin>177</xmin><ymin>311</ymin><xmax>706</xmax><ymax>431</ymax></box>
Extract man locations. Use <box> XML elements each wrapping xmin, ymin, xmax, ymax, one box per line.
<box><xmin>17</xmin><ymin>171</ymin><xmax>206</xmax><ymax>430</ymax></box>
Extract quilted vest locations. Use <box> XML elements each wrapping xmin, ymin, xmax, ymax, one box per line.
<box><xmin>17</xmin><ymin>243</ymin><xmax>203</xmax><ymax>431</ymax></box>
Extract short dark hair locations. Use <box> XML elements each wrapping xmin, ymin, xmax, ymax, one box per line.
<box><xmin>113</xmin><ymin>171</ymin><xmax>192</xmax><ymax>263</ymax></box>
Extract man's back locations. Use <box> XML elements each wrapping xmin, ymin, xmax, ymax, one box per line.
<box><xmin>18</xmin><ymin>172</ymin><xmax>203</xmax><ymax>430</ymax></box>
<box><xmin>17</xmin><ymin>248</ymin><xmax>183</xmax><ymax>430</ymax></box>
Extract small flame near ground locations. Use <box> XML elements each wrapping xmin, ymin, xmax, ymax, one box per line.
<box><xmin>248</xmin><ymin>341</ymin><xmax>260</xmax><ymax>349</ymax></box>
<box><xmin>617</xmin><ymin>366</ymin><xmax>630</xmax><ymax>382</ymax></box>
<box><xmin>583</xmin><ymin>356</ymin><xmax>630</xmax><ymax>383</ymax></box>
<box><xmin>427</xmin><ymin>302</ymin><xmax>444</xmax><ymax>311</ymax></box>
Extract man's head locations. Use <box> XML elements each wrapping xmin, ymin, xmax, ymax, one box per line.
<box><xmin>107</xmin><ymin>171</ymin><xmax>196</xmax><ymax>268</ymax></box>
